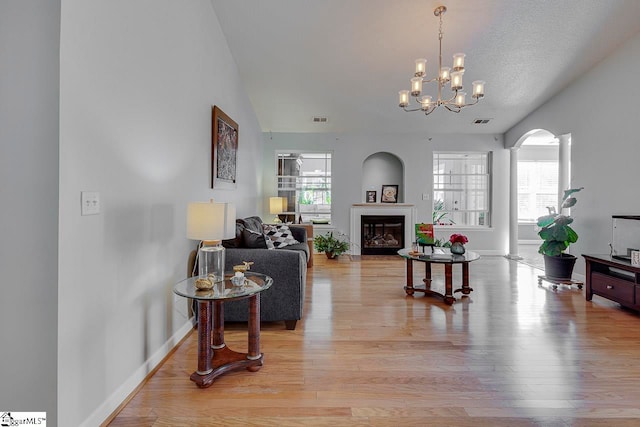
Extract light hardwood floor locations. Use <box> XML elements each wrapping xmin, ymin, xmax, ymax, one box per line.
<box><xmin>107</xmin><ymin>254</ymin><xmax>640</xmax><ymax>426</ymax></box>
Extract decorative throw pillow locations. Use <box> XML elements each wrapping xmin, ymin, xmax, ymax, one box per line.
<box><xmin>264</xmin><ymin>234</ymin><xmax>275</xmax><ymax>250</ymax></box>
<box><xmin>242</xmin><ymin>228</ymin><xmax>268</xmax><ymax>249</ymax></box>
<box><xmin>222</xmin><ymin>222</ymin><xmax>244</xmax><ymax>248</ymax></box>
<box><xmin>263</xmin><ymin>224</ymin><xmax>300</xmax><ymax>249</ymax></box>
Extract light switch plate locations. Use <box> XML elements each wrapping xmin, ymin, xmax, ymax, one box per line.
<box><xmin>81</xmin><ymin>191</ymin><xmax>100</xmax><ymax>215</ymax></box>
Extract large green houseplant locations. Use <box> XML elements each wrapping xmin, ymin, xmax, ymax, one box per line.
<box><xmin>314</xmin><ymin>232</ymin><xmax>350</xmax><ymax>259</ymax></box>
<box><xmin>536</xmin><ymin>187</ymin><xmax>583</xmax><ymax>279</ymax></box>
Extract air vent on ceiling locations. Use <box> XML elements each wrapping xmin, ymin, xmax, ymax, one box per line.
<box><xmin>312</xmin><ymin>116</ymin><xmax>329</xmax><ymax>123</ymax></box>
<box><xmin>473</xmin><ymin>118</ymin><xmax>491</xmax><ymax>124</ymax></box>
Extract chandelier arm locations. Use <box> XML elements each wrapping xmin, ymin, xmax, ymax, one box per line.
<box><xmin>440</xmin><ymin>92</ymin><xmax>459</xmax><ymax>104</ymax></box>
<box><xmin>422</xmin><ymin>77</ymin><xmax>439</xmax><ymax>84</ymax></box>
<box><xmin>463</xmin><ymin>98</ymin><xmax>480</xmax><ymax>107</ymax></box>
<box><xmin>444</xmin><ymin>105</ymin><xmax>461</xmax><ymax>113</ymax></box>
<box><xmin>402</xmin><ymin>106</ymin><xmax>424</xmax><ymax>113</ymax></box>
<box><xmin>445</xmin><ymin>97</ymin><xmax>480</xmax><ymax>108</ymax></box>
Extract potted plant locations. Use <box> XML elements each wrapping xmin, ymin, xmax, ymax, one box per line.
<box><xmin>314</xmin><ymin>232</ymin><xmax>350</xmax><ymax>259</ymax></box>
<box><xmin>537</xmin><ymin>187</ymin><xmax>583</xmax><ymax>279</ymax></box>
<box><xmin>449</xmin><ymin>233</ymin><xmax>468</xmax><ymax>255</ymax></box>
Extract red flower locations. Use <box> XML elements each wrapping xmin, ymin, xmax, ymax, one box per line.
<box><xmin>449</xmin><ymin>234</ymin><xmax>468</xmax><ymax>244</ymax></box>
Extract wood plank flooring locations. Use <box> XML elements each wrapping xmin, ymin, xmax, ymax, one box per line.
<box><xmin>106</xmin><ymin>254</ymin><xmax>640</xmax><ymax>426</ymax></box>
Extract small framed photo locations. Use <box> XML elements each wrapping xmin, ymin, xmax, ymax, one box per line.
<box><xmin>366</xmin><ymin>190</ymin><xmax>376</xmax><ymax>203</ymax></box>
<box><xmin>632</xmin><ymin>250</ymin><xmax>640</xmax><ymax>266</ymax></box>
<box><xmin>381</xmin><ymin>185</ymin><xmax>398</xmax><ymax>203</ymax></box>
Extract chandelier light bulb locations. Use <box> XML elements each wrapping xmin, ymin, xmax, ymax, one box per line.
<box><xmin>410</xmin><ymin>77</ymin><xmax>422</xmax><ymax>96</ymax></box>
<box><xmin>451</xmin><ymin>71</ymin><xmax>463</xmax><ymax>91</ymax></box>
<box><xmin>420</xmin><ymin>96</ymin><xmax>432</xmax><ymax>111</ymax></box>
<box><xmin>415</xmin><ymin>59</ymin><xmax>427</xmax><ymax>77</ymax></box>
<box><xmin>455</xmin><ymin>92</ymin><xmax>466</xmax><ymax>107</ymax></box>
<box><xmin>399</xmin><ymin>90</ymin><xmax>410</xmax><ymax>107</ymax></box>
<box><xmin>452</xmin><ymin>53</ymin><xmax>465</xmax><ymax>71</ymax></box>
<box><xmin>439</xmin><ymin>67</ymin><xmax>451</xmax><ymax>83</ymax></box>
<box><xmin>472</xmin><ymin>80</ymin><xmax>485</xmax><ymax>99</ymax></box>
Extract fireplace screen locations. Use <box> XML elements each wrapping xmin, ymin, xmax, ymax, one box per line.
<box><xmin>361</xmin><ymin>215</ymin><xmax>405</xmax><ymax>255</ymax></box>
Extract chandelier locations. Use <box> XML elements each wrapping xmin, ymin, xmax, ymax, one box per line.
<box><xmin>398</xmin><ymin>5</ymin><xmax>485</xmax><ymax>115</ymax></box>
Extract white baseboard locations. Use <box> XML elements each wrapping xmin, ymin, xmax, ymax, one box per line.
<box><xmin>518</xmin><ymin>240</ymin><xmax>540</xmax><ymax>245</ymax></box>
<box><xmin>81</xmin><ymin>319</ymin><xmax>194</xmax><ymax>427</ymax></box>
<box><xmin>474</xmin><ymin>250</ymin><xmax>506</xmax><ymax>256</ymax></box>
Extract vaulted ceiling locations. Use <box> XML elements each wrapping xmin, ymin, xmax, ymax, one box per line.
<box><xmin>210</xmin><ymin>0</ymin><xmax>640</xmax><ymax>135</ymax></box>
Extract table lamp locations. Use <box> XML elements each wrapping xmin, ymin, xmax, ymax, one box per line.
<box><xmin>269</xmin><ymin>196</ymin><xmax>287</xmax><ymax>223</ymax></box>
<box><xmin>187</xmin><ymin>199</ymin><xmax>236</xmax><ymax>282</ymax></box>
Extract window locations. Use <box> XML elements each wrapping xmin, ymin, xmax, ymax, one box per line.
<box><xmin>517</xmin><ymin>161</ymin><xmax>558</xmax><ymax>222</ymax></box>
<box><xmin>433</xmin><ymin>152</ymin><xmax>491</xmax><ymax>227</ymax></box>
<box><xmin>276</xmin><ymin>152</ymin><xmax>331</xmax><ymax>223</ymax></box>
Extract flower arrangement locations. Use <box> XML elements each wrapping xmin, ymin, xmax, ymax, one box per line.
<box><xmin>449</xmin><ymin>234</ymin><xmax>468</xmax><ymax>245</ymax></box>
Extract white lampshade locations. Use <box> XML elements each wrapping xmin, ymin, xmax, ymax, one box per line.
<box><xmin>187</xmin><ymin>200</ymin><xmax>236</xmax><ymax>241</ymax></box>
<box><xmin>269</xmin><ymin>197</ymin><xmax>287</xmax><ymax>214</ymax></box>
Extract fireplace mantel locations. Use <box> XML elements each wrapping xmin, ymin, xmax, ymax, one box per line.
<box><xmin>350</xmin><ymin>204</ymin><xmax>417</xmax><ymax>256</ymax></box>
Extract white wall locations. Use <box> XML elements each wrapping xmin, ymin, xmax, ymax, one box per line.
<box><xmin>506</xmin><ymin>32</ymin><xmax>640</xmax><ymax>274</ymax></box>
<box><xmin>0</xmin><ymin>1</ymin><xmax>60</xmax><ymax>423</ymax></box>
<box><xmin>58</xmin><ymin>1</ymin><xmax>263</xmax><ymax>425</ymax></box>
<box><xmin>263</xmin><ymin>132</ymin><xmax>509</xmax><ymax>254</ymax></box>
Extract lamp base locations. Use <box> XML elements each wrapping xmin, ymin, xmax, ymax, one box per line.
<box><xmin>198</xmin><ymin>243</ymin><xmax>225</xmax><ymax>283</ymax></box>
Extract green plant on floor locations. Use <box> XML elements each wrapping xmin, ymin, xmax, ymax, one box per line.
<box><xmin>537</xmin><ymin>187</ymin><xmax>583</xmax><ymax>256</ymax></box>
<box><xmin>313</xmin><ymin>232</ymin><xmax>350</xmax><ymax>258</ymax></box>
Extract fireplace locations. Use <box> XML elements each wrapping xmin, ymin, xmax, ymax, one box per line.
<box><xmin>361</xmin><ymin>215</ymin><xmax>405</xmax><ymax>255</ymax></box>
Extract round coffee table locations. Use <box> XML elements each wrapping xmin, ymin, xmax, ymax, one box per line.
<box><xmin>174</xmin><ymin>271</ymin><xmax>272</xmax><ymax>388</ymax></box>
<box><xmin>397</xmin><ymin>248</ymin><xmax>480</xmax><ymax>304</ymax></box>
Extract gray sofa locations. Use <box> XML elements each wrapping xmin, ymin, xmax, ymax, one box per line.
<box><xmin>188</xmin><ymin>216</ymin><xmax>308</xmax><ymax>330</ymax></box>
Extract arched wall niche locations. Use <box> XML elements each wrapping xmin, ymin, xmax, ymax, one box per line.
<box><xmin>361</xmin><ymin>152</ymin><xmax>404</xmax><ymax>203</ymax></box>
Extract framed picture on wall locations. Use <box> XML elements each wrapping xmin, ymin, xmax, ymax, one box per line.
<box><xmin>366</xmin><ymin>190</ymin><xmax>376</xmax><ymax>203</ymax></box>
<box><xmin>211</xmin><ymin>105</ymin><xmax>239</xmax><ymax>189</ymax></box>
<box><xmin>381</xmin><ymin>185</ymin><xmax>398</xmax><ymax>203</ymax></box>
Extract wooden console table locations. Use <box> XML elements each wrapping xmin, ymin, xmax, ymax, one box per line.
<box><xmin>583</xmin><ymin>254</ymin><xmax>640</xmax><ymax>311</ymax></box>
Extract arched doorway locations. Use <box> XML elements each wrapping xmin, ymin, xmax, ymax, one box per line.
<box><xmin>508</xmin><ymin>130</ymin><xmax>571</xmax><ymax>263</ymax></box>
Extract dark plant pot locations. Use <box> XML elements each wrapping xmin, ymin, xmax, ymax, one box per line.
<box><xmin>543</xmin><ymin>254</ymin><xmax>577</xmax><ymax>280</ymax></box>
<box><xmin>450</xmin><ymin>242</ymin><xmax>466</xmax><ymax>255</ymax></box>
<box><xmin>326</xmin><ymin>252</ymin><xmax>337</xmax><ymax>259</ymax></box>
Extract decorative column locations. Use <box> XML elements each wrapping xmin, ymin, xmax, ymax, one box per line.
<box><xmin>557</xmin><ymin>134</ymin><xmax>571</xmax><ymax>213</ymax></box>
<box><xmin>507</xmin><ymin>147</ymin><xmax>522</xmax><ymax>259</ymax></box>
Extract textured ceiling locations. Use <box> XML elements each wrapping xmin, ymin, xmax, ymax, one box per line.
<box><xmin>210</xmin><ymin>0</ymin><xmax>640</xmax><ymax>135</ymax></box>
